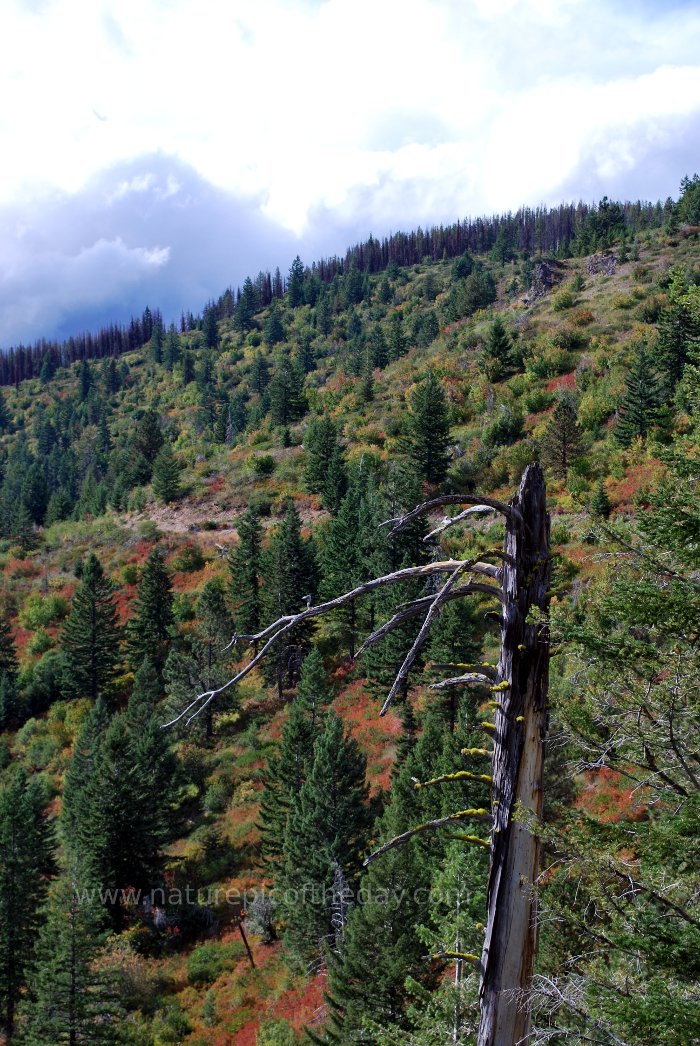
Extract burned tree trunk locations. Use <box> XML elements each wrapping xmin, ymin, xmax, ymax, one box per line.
<box><xmin>477</xmin><ymin>463</ymin><xmax>550</xmax><ymax>1046</ymax></box>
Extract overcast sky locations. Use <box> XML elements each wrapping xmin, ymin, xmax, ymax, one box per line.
<box><xmin>0</xmin><ymin>0</ymin><xmax>699</xmax><ymax>346</ymax></box>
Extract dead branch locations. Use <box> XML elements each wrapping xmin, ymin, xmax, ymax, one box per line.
<box><xmin>380</xmin><ymin>563</ymin><xmax>470</xmax><ymax>714</ymax></box>
<box><xmin>429</xmin><ymin>673</ymin><xmax>497</xmax><ymax>690</ymax></box>
<box><xmin>382</xmin><ymin>493</ymin><xmax>520</xmax><ymax>536</ymax></box>
<box><xmin>364</xmin><ymin>808</ymin><xmax>492</xmax><ymax>866</ymax></box>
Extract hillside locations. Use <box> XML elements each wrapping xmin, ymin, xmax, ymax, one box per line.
<box><xmin>0</xmin><ymin>183</ymin><xmax>699</xmax><ymax>1046</ymax></box>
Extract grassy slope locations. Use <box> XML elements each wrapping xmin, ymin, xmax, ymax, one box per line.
<box><xmin>1</xmin><ymin>225</ymin><xmax>698</xmax><ymax>1044</ymax></box>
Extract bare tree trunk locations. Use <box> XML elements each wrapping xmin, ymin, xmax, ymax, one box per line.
<box><xmin>477</xmin><ymin>463</ymin><xmax>550</xmax><ymax>1046</ymax></box>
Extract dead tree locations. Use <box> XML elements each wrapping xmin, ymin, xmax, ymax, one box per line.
<box><xmin>166</xmin><ymin>463</ymin><xmax>550</xmax><ymax>1046</ymax></box>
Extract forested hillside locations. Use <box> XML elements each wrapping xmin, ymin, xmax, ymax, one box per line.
<box><xmin>0</xmin><ymin>178</ymin><xmax>699</xmax><ymax>1045</ymax></box>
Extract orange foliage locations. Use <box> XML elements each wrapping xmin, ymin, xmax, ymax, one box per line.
<box><xmin>545</xmin><ymin>371</ymin><xmax>576</xmax><ymax>392</ymax></box>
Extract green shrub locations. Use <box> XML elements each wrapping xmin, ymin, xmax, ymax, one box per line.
<box><xmin>20</xmin><ymin>593</ymin><xmax>68</xmax><ymax>630</ymax></box>
<box><xmin>172</xmin><ymin>544</ymin><xmax>206</xmax><ymax>573</ymax></box>
<box><xmin>552</xmin><ymin>288</ymin><xmax>575</xmax><ymax>311</ymax></box>
<box><xmin>250</xmin><ymin>454</ymin><xmax>276</xmax><ymax>478</ymax></box>
<box><xmin>482</xmin><ymin>406</ymin><xmax>524</xmax><ymax>448</ymax></box>
<box><xmin>186</xmin><ymin>941</ymin><xmax>244</xmax><ymax>986</ymax></box>
<box><xmin>27</xmin><ymin>628</ymin><xmax>54</xmax><ymax>656</ymax></box>
<box><xmin>203</xmin><ymin>775</ymin><xmax>233</xmax><ymax>815</ymax></box>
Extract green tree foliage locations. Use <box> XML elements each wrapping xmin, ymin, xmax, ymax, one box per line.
<box><xmin>17</xmin><ymin>877</ymin><xmax>124</xmax><ymax>1045</ymax></box>
<box><xmin>126</xmin><ymin>547</ymin><xmax>174</xmax><ymax>673</ymax></box>
<box><xmin>656</xmin><ymin>266</ymin><xmax>700</xmax><ymax>397</ymax></box>
<box><xmin>163</xmin><ymin>579</ymin><xmax>234</xmax><ymax>738</ymax></box>
<box><xmin>287</xmin><ymin>256</ymin><xmax>306</xmax><ymax>308</ymax></box>
<box><xmin>279</xmin><ymin>711</ymin><xmax>371</xmax><ymax>962</ymax></box>
<box><xmin>540</xmin><ymin>393</ymin><xmax>583</xmax><ymax>478</ymax></box>
<box><xmin>229</xmin><ymin>505</ymin><xmax>263</xmax><ymax>637</ymax></box>
<box><xmin>615</xmin><ymin>345</ymin><xmax>663</xmax><ymax>446</ymax></box>
<box><xmin>262</xmin><ymin>501</ymin><xmax>318</xmax><ymax>696</ymax></box>
<box><xmin>258</xmin><ymin>648</ymin><xmax>329</xmax><ymax>871</ymax></box>
<box><xmin>61</xmin><ymin>553</ymin><xmax>122</xmax><ymax>702</ymax></box>
<box><xmin>304</xmin><ymin>415</ymin><xmax>347</xmax><ymax>512</ymax></box>
<box><xmin>0</xmin><ymin>768</ymin><xmax>54</xmax><ymax>1039</ymax></box>
<box><xmin>264</xmin><ymin>302</ymin><xmax>286</xmax><ymax>347</ymax></box>
<box><xmin>62</xmin><ymin>703</ymin><xmax>172</xmax><ymax>924</ymax></box>
<box><xmin>541</xmin><ymin>478</ymin><xmax>700</xmax><ymax>1045</ymax></box>
<box><xmin>404</xmin><ymin>371</ymin><xmax>451</xmax><ymax>485</ymax></box>
<box><xmin>269</xmin><ymin>353</ymin><xmax>306</xmax><ymax>426</ymax></box>
<box><xmin>676</xmin><ymin>172</ymin><xmax>700</xmax><ymax>226</ymax></box>
<box><xmin>151</xmin><ymin>442</ymin><xmax>183</xmax><ymax>503</ymax></box>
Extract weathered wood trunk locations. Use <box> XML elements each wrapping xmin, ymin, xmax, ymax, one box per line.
<box><xmin>477</xmin><ymin>463</ymin><xmax>550</xmax><ymax>1046</ymax></box>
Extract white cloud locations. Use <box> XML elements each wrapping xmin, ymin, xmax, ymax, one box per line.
<box><xmin>0</xmin><ymin>0</ymin><xmax>699</xmax><ymax>341</ymax></box>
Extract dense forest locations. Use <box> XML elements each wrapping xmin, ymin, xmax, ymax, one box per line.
<box><xmin>0</xmin><ymin>176</ymin><xmax>699</xmax><ymax>1045</ymax></box>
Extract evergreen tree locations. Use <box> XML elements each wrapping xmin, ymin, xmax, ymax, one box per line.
<box><xmin>229</xmin><ymin>505</ymin><xmax>263</xmax><ymax>637</ymax></box>
<box><xmin>483</xmin><ymin>315</ymin><xmax>514</xmax><ymax>379</ymax></box>
<box><xmin>387</xmin><ymin>311</ymin><xmax>406</xmax><ymax>361</ymax></box>
<box><xmin>304</xmin><ymin>416</ymin><xmax>347</xmax><ymax>511</ymax></box>
<box><xmin>280</xmin><ymin>711</ymin><xmax>371</xmax><ymax>962</ymax></box>
<box><xmin>0</xmin><ymin>617</ymin><xmax>17</xmax><ymax>680</ymax></box>
<box><xmin>61</xmin><ymin>553</ymin><xmax>122</xmax><ymax>702</ymax></box>
<box><xmin>63</xmin><ymin>710</ymin><xmax>168</xmax><ymax>924</ymax></box>
<box><xmin>150</xmin><ymin>318</ymin><xmax>164</xmax><ymax>364</ymax></box>
<box><xmin>590</xmin><ymin>478</ymin><xmax>612</xmax><ymax>519</ymax></box>
<box><xmin>126</xmin><ymin>659</ymin><xmax>177</xmax><ymax>838</ymax></box>
<box><xmin>0</xmin><ymin>769</ymin><xmax>54</xmax><ymax>1040</ymax></box>
<box><xmin>180</xmin><ymin>350</ymin><xmax>195</xmax><ymax>385</ymax></box>
<box><xmin>163</xmin><ymin>580</ymin><xmax>234</xmax><ymax>739</ymax></box>
<box><xmin>151</xmin><ymin>443</ymin><xmax>183</xmax><ymax>503</ymax></box>
<box><xmin>163</xmin><ymin>325</ymin><xmax>181</xmax><ymax>370</ymax></box>
<box><xmin>656</xmin><ymin>267</ymin><xmax>700</xmax><ymax>397</ymax></box>
<box><xmin>262</xmin><ymin>501</ymin><xmax>318</xmax><ymax>697</ymax></box>
<box><xmin>269</xmin><ymin>353</ymin><xmax>306</xmax><ymax>426</ymax></box>
<box><xmin>287</xmin><ymin>256</ymin><xmax>306</xmax><ymax>308</ymax></box>
<box><xmin>615</xmin><ymin>345</ymin><xmax>663</xmax><ymax>446</ymax></box>
<box><xmin>425</xmin><ymin>598</ymin><xmax>483</xmax><ymax>732</ymax></box>
<box><xmin>540</xmin><ymin>393</ymin><xmax>583</xmax><ymax>478</ymax></box>
<box><xmin>0</xmin><ymin>391</ymin><xmax>10</xmax><ymax>433</ymax></box>
<box><xmin>258</xmin><ymin>649</ymin><xmax>329</xmax><ymax>870</ymax></box>
<box><xmin>0</xmin><ymin>673</ymin><xmax>18</xmax><ymax>732</ymax></box>
<box><xmin>126</xmin><ymin>547</ymin><xmax>174</xmax><ymax>673</ymax></box>
<box><xmin>130</xmin><ymin>409</ymin><xmax>163</xmax><ymax>479</ymax></box>
<box><xmin>18</xmin><ymin>877</ymin><xmax>124</xmax><ymax>1045</ymax></box>
<box><xmin>264</xmin><ymin>302</ymin><xmax>285</xmax><ymax>347</ymax></box>
<box><xmin>404</xmin><ymin>371</ymin><xmax>451</xmax><ymax>485</ymax></box>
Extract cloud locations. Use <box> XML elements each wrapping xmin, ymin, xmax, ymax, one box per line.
<box><xmin>0</xmin><ymin>155</ymin><xmax>296</xmax><ymax>346</ymax></box>
<box><xmin>0</xmin><ymin>0</ymin><xmax>699</xmax><ymax>344</ymax></box>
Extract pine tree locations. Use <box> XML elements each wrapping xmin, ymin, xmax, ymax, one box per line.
<box><xmin>590</xmin><ymin>478</ymin><xmax>612</xmax><ymax>519</ymax></box>
<box><xmin>152</xmin><ymin>443</ymin><xmax>183</xmax><ymax>503</ymax></box>
<box><xmin>229</xmin><ymin>505</ymin><xmax>263</xmax><ymax>637</ymax></box>
<box><xmin>540</xmin><ymin>393</ymin><xmax>583</xmax><ymax>479</ymax></box>
<box><xmin>62</xmin><ymin>711</ymin><xmax>168</xmax><ymax>925</ymax></box>
<box><xmin>130</xmin><ymin>409</ymin><xmax>163</xmax><ymax>478</ymax></box>
<box><xmin>0</xmin><ymin>673</ymin><xmax>18</xmax><ymax>732</ymax></box>
<box><xmin>287</xmin><ymin>256</ymin><xmax>306</xmax><ymax>308</ymax></box>
<box><xmin>304</xmin><ymin>415</ymin><xmax>347</xmax><ymax>511</ymax></box>
<box><xmin>404</xmin><ymin>371</ymin><xmax>451</xmax><ymax>485</ymax></box>
<box><xmin>319</xmin><ymin>484</ymin><xmax>367</xmax><ymax>658</ymax></box>
<box><xmin>425</xmin><ymin>599</ymin><xmax>483</xmax><ymax>732</ymax></box>
<box><xmin>126</xmin><ymin>547</ymin><xmax>174</xmax><ymax>673</ymax></box>
<box><xmin>280</xmin><ymin>711</ymin><xmax>371</xmax><ymax>962</ymax></box>
<box><xmin>262</xmin><ymin>500</ymin><xmax>318</xmax><ymax>696</ymax></box>
<box><xmin>18</xmin><ymin>877</ymin><xmax>124</xmax><ymax>1045</ymax></box>
<box><xmin>258</xmin><ymin>649</ymin><xmax>329</xmax><ymax>870</ymax></box>
<box><xmin>615</xmin><ymin>346</ymin><xmax>663</xmax><ymax>446</ymax></box>
<box><xmin>387</xmin><ymin>311</ymin><xmax>406</xmax><ymax>361</ymax></box>
<box><xmin>61</xmin><ymin>553</ymin><xmax>122</xmax><ymax>702</ymax></box>
<box><xmin>0</xmin><ymin>769</ymin><xmax>54</xmax><ymax>1040</ymax></box>
<box><xmin>264</xmin><ymin>302</ymin><xmax>286</xmax><ymax>347</ymax></box>
<box><xmin>0</xmin><ymin>391</ymin><xmax>10</xmax><ymax>433</ymax></box>
<box><xmin>126</xmin><ymin>659</ymin><xmax>177</xmax><ymax>840</ymax></box>
<box><xmin>163</xmin><ymin>580</ymin><xmax>234</xmax><ymax>738</ymax></box>
<box><xmin>0</xmin><ymin>617</ymin><xmax>17</xmax><ymax>681</ymax></box>
<box><xmin>269</xmin><ymin>353</ymin><xmax>306</xmax><ymax>426</ymax></box>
